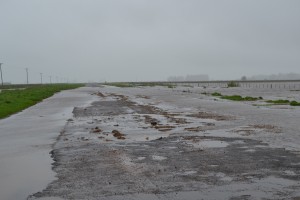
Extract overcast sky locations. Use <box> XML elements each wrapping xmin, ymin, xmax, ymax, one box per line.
<box><xmin>0</xmin><ymin>0</ymin><xmax>300</xmax><ymax>83</ymax></box>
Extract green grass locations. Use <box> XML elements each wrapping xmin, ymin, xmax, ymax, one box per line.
<box><xmin>209</xmin><ymin>92</ymin><xmax>300</xmax><ymax>107</ymax></box>
<box><xmin>0</xmin><ymin>84</ymin><xmax>84</xmax><ymax>119</ymax></box>
<box><xmin>290</xmin><ymin>101</ymin><xmax>300</xmax><ymax>106</ymax></box>
<box><xmin>0</xmin><ymin>84</ymin><xmax>39</xmax><ymax>90</ymax></box>
<box><xmin>205</xmin><ymin>92</ymin><xmax>262</xmax><ymax>101</ymax></box>
<box><xmin>255</xmin><ymin>100</ymin><xmax>300</xmax><ymax>106</ymax></box>
<box><xmin>265</xmin><ymin>99</ymin><xmax>290</xmax><ymax>104</ymax></box>
<box><xmin>221</xmin><ymin>95</ymin><xmax>262</xmax><ymax>101</ymax></box>
<box><xmin>211</xmin><ymin>92</ymin><xmax>222</xmax><ymax>96</ymax></box>
<box><xmin>167</xmin><ymin>84</ymin><xmax>176</xmax><ymax>88</ymax></box>
<box><xmin>104</xmin><ymin>82</ymin><xmax>135</xmax><ymax>87</ymax></box>
<box><xmin>265</xmin><ymin>99</ymin><xmax>300</xmax><ymax>106</ymax></box>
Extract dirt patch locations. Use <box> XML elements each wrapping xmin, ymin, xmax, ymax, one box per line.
<box><xmin>75</xmin><ymin>93</ymin><xmax>166</xmax><ymax>118</ymax></box>
<box><xmin>172</xmin><ymin>117</ymin><xmax>189</xmax><ymax>124</ymax></box>
<box><xmin>110</xmin><ymin>93</ymin><xmax>129</xmax><ymax>101</ymax></box>
<box><xmin>143</xmin><ymin>115</ymin><xmax>178</xmax><ymax>131</ymax></box>
<box><xmin>112</xmin><ymin>130</ymin><xmax>126</xmax><ymax>140</ymax></box>
<box><xmin>249</xmin><ymin>124</ymin><xmax>281</xmax><ymax>133</ymax></box>
<box><xmin>136</xmin><ymin>95</ymin><xmax>150</xmax><ymax>99</ymax></box>
<box><xmin>232</xmin><ymin>129</ymin><xmax>256</xmax><ymax>136</ymax></box>
<box><xmin>92</xmin><ymin>91</ymin><xmax>106</xmax><ymax>98</ymax></box>
<box><xmin>90</xmin><ymin>126</ymin><xmax>102</xmax><ymax>133</ymax></box>
<box><xmin>182</xmin><ymin>136</ymin><xmax>201</xmax><ymax>142</ymax></box>
<box><xmin>144</xmin><ymin>115</ymin><xmax>159</xmax><ymax>125</ymax></box>
<box><xmin>187</xmin><ymin>112</ymin><xmax>235</xmax><ymax>121</ymax></box>
<box><xmin>155</xmin><ymin>125</ymin><xmax>175</xmax><ymax>132</ymax></box>
<box><xmin>184</xmin><ymin>127</ymin><xmax>206</xmax><ymax>132</ymax></box>
<box><xmin>233</xmin><ymin>124</ymin><xmax>281</xmax><ymax>136</ymax></box>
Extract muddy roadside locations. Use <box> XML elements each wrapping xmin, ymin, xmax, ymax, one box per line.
<box><xmin>30</xmin><ymin>87</ymin><xmax>300</xmax><ymax>200</ymax></box>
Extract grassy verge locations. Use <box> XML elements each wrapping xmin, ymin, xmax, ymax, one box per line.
<box><xmin>0</xmin><ymin>84</ymin><xmax>40</xmax><ymax>90</ymax></box>
<box><xmin>265</xmin><ymin>99</ymin><xmax>300</xmax><ymax>106</ymax></box>
<box><xmin>207</xmin><ymin>92</ymin><xmax>300</xmax><ymax>106</ymax></box>
<box><xmin>290</xmin><ymin>101</ymin><xmax>300</xmax><ymax>106</ymax></box>
<box><xmin>104</xmin><ymin>82</ymin><xmax>135</xmax><ymax>87</ymax></box>
<box><xmin>202</xmin><ymin>92</ymin><xmax>262</xmax><ymax>101</ymax></box>
<box><xmin>265</xmin><ymin>99</ymin><xmax>290</xmax><ymax>104</ymax></box>
<box><xmin>0</xmin><ymin>84</ymin><xmax>84</xmax><ymax>119</ymax></box>
<box><xmin>221</xmin><ymin>95</ymin><xmax>262</xmax><ymax>101</ymax></box>
<box><xmin>211</xmin><ymin>92</ymin><xmax>222</xmax><ymax>96</ymax></box>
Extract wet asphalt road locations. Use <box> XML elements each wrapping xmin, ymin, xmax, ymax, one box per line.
<box><xmin>0</xmin><ymin>87</ymin><xmax>97</xmax><ymax>200</ymax></box>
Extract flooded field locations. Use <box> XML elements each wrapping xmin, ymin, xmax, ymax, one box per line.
<box><xmin>26</xmin><ymin>84</ymin><xmax>300</xmax><ymax>200</ymax></box>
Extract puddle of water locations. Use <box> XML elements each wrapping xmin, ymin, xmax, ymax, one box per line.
<box><xmin>291</xmin><ymin>162</ymin><xmax>300</xmax><ymax>166</ymax></box>
<box><xmin>0</xmin><ymin>87</ymin><xmax>99</xmax><ymax>200</ymax></box>
<box><xmin>215</xmin><ymin>172</ymin><xmax>234</xmax><ymax>181</ymax></box>
<box><xmin>137</xmin><ymin>157</ymin><xmax>146</xmax><ymax>161</ymax></box>
<box><xmin>284</xmin><ymin>170</ymin><xmax>297</xmax><ymax>176</ymax></box>
<box><xmin>33</xmin><ymin>197</ymin><xmax>64</xmax><ymax>200</ymax></box>
<box><xmin>207</xmin><ymin>129</ymin><xmax>238</xmax><ymax>138</ymax></box>
<box><xmin>244</xmin><ymin>149</ymin><xmax>256</xmax><ymax>153</ymax></box>
<box><xmin>0</xmin><ymin>150</ymin><xmax>56</xmax><ymax>200</ymax></box>
<box><xmin>230</xmin><ymin>140</ymin><xmax>245</xmax><ymax>145</ymax></box>
<box><xmin>254</xmin><ymin>145</ymin><xmax>268</xmax><ymax>148</ymax></box>
<box><xmin>152</xmin><ymin>155</ymin><xmax>167</xmax><ymax>161</ymax></box>
<box><xmin>191</xmin><ymin>140</ymin><xmax>229</xmax><ymax>148</ymax></box>
<box><xmin>181</xmin><ymin>171</ymin><xmax>197</xmax><ymax>175</ymax></box>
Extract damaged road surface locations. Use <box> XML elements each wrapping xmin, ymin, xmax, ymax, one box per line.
<box><xmin>30</xmin><ymin>86</ymin><xmax>300</xmax><ymax>200</ymax></box>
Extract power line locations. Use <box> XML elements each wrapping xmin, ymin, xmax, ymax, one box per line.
<box><xmin>25</xmin><ymin>68</ymin><xmax>29</xmax><ymax>84</ymax></box>
<box><xmin>0</xmin><ymin>63</ymin><xmax>74</xmax><ymax>84</ymax></box>
<box><xmin>0</xmin><ymin>63</ymin><xmax>3</xmax><ymax>86</ymax></box>
<box><xmin>40</xmin><ymin>73</ymin><xmax>43</xmax><ymax>84</ymax></box>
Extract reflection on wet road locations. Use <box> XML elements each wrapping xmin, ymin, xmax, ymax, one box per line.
<box><xmin>0</xmin><ymin>87</ymin><xmax>97</xmax><ymax>200</ymax></box>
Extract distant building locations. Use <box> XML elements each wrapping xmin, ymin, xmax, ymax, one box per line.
<box><xmin>167</xmin><ymin>76</ymin><xmax>185</xmax><ymax>82</ymax></box>
<box><xmin>249</xmin><ymin>73</ymin><xmax>300</xmax><ymax>80</ymax></box>
<box><xmin>185</xmin><ymin>74</ymin><xmax>209</xmax><ymax>81</ymax></box>
<box><xmin>168</xmin><ymin>74</ymin><xmax>209</xmax><ymax>82</ymax></box>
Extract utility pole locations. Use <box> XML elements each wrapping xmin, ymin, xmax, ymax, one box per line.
<box><xmin>0</xmin><ymin>63</ymin><xmax>3</xmax><ymax>86</ymax></box>
<box><xmin>49</xmin><ymin>76</ymin><xmax>52</xmax><ymax>84</ymax></box>
<box><xmin>40</xmin><ymin>73</ymin><xmax>43</xmax><ymax>84</ymax></box>
<box><xmin>25</xmin><ymin>68</ymin><xmax>29</xmax><ymax>84</ymax></box>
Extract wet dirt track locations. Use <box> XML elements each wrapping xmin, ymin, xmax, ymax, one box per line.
<box><xmin>30</xmin><ymin>86</ymin><xmax>300</xmax><ymax>200</ymax></box>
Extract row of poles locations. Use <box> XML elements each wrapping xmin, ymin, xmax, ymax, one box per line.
<box><xmin>0</xmin><ymin>63</ymin><xmax>3</xmax><ymax>86</ymax></box>
<box><xmin>0</xmin><ymin>63</ymin><xmax>69</xmax><ymax>86</ymax></box>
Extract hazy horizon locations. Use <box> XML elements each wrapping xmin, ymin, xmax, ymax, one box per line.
<box><xmin>1</xmin><ymin>0</ymin><xmax>300</xmax><ymax>84</ymax></box>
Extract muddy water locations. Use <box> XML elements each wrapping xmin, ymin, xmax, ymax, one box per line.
<box><xmin>31</xmin><ymin>86</ymin><xmax>300</xmax><ymax>200</ymax></box>
<box><xmin>0</xmin><ymin>87</ymin><xmax>98</xmax><ymax>200</ymax></box>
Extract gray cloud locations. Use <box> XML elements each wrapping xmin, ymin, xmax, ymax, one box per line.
<box><xmin>0</xmin><ymin>0</ymin><xmax>300</xmax><ymax>83</ymax></box>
